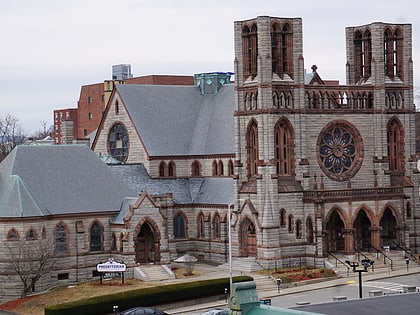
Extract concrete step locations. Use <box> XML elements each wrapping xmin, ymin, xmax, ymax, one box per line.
<box><xmin>134</xmin><ymin>264</ymin><xmax>175</xmax><ymax>281</ymax></box>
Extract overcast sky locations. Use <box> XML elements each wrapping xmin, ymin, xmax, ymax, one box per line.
<box><xmin>1</xmin><ymin>0</ymin><xmax>419</xmax><ymax>133</ymax></box>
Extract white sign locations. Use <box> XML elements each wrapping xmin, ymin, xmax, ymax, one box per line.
<box><xmin>97</xmin><ymin>258</ymin><xmax>126</xmax><ymax>272</ymax></box>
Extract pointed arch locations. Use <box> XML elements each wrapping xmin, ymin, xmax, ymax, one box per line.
<box><xmin>387</xmin><ymin>117</ymin><xmax>404</xmax><ymax>174</ymax></box>
<box><xmin>25</xmin><ymin>227</ymin><xmax>38</xmax><ymax>241</ymax></box>
<box><xmin>168</xmin><ymin>160</ymin><xmax>176</xmax><ymax>177</ymax></box>
<box><xmin>159</xmin><ymin>161</ymin><xmax>167</xmax><ymax>177</ymax></box>
<box><xmin>306</xmin><ymin>216</ymin><xmax>314</xmax><ymax>243</ymax></box>
<box><xmin>197</xmin><ymin>212</ymin><xmax>206</xmax><ymax>239</ymax></box>
<box><xmin>89</xmin><ymin>220</ymin><xmax>104</xmax><ymax>252</ymax></box>
<box><xmin>7</xmin><ymin>228</ymin><xmax>20</xmax><ymax>240</ymax></box>
<box><xmin>212</xmin><ymin>160</ymin><xmax>218</xmax><ymax>176</ymax></box>
<box><xmin>54</xmin><ymin>221</ymin><xmax>68</xmax><ymax>255</ymax></box>
<box><xmin>246</xmin><ymin>119</ymin><xmax>259</xmax><ymax>178</ymax></box>
<box><xmin>352</xmin><ymin>208</ymin><xmax>373</xmax><ymax>250</ymax></box>
<box><xmin>173</xmin><ymin>211</ymin><xmax>188</xmax><ymax>239</ymax></box>
<box><xmin>213</xmin><ymin>212</ymin><xmax>221</xmax><ymax>240</ymax></box>
<box><xmin>325</xmin><ymin>208</ymin><xmax>347</xmax><ymax>252</ymax></box>
<box><xmin>228</xmin><ymin>159</ymin><xmax>234</xmax><ymax>176</ymax></box>
<box><xmin>242</xmin><ymin>23</ymin><xmax>258</xmax><ymax>79</ymax></box>
<box><xmin>239</xmin><ymin>217</ymin><xmax>257</xmax><ymax>257</ymax></box>
<box><xmin>191</xmin><ymin>160</ymin><xmax>202</xmax><ymax>177</ymax></box>
<box><xmin>274</xmin><ymin>117</ymin><xmax>295</xmax><ymax>176</ymax></box>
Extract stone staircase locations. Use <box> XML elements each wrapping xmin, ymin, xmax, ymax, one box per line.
<box><xmin>326</xmin><ymin>250</ymin><xmax>420</xmax><ymax>278</ymax></box>
<box><xmin>134</xmin><ymin>264</ymin><xmax>175</xmax><ymax>281</ymax></box>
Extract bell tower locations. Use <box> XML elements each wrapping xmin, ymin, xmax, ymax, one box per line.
<box><xmin>232</xmin><ymin>16</ymin><xmax>306</xmax><ymax>265</ymax></box>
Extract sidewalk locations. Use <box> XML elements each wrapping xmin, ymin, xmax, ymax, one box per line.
<box><xmin>165</xmin><ymin>262</ymin><xmax>420</xmax><ymax>314</ymax></box>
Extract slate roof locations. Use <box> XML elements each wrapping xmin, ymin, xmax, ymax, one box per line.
<box><xmin>0</xmin><ymin>145</ymin><xmax>137</xmax><ymax>218</ymax></box>
<box><xmin>116</xmin><ymin>83</ymin><xmax>234</xmax><ymax>156</ymax></box>
<box><xmin>109</xmin><ymin>164</ymin><xmax>234</xmax><ymax>205</ymax></box>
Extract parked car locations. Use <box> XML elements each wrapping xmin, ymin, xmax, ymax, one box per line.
<box><xmin>200</xmin><ymin>309</ymin><xmax>229</xmax><ymax>315</ymax></box>
<box><xmin>120</xmin><ymin>306</ymin><xmax>169</xmax><ymax>315</ymax></box>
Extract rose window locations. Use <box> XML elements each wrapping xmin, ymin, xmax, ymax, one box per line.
<box><xmin>317</xmin><ymin>121</ymin><xmax>363</xmax><ymax>181</ymax></box>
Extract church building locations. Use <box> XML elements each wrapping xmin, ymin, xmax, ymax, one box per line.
<box><xmin>0</xmin><ymin>16</ymin><xmax>418</xmax><ymax>301</ymax></box>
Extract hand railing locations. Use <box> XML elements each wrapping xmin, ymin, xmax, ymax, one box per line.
<box><xmin>328</xmin><ymin>252</ymin><xmax>350</xmax><ymax>276</ymax></box>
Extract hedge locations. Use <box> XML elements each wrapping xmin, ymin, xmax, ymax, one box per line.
<box><xmin>44</xmin><ymin>275</ymin><xmax>252</xmax><ymax>315</ymax></box>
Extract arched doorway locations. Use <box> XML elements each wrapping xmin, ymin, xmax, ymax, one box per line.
<box><xmin>380</xmin><ymin>208</ymin><xmax>397</xmax><ymax>247</ymax></box>
<box><xmin>353</xmin><ymin>209</ymin><xmax>372</xmax><ymax>250</ymax></box>
<box><xmin>325</xmin><ymin>210</ymin><xmax>345</xmax><ymax>252</ymax></box>
<box><xmin>240</xmin><ymin>218</ymin><xmax>257</xmax><ymax>257</ymax></box>
<box><xmin>135</xmin><ymin>222</ymin><xmax>159</xmax><ymax>263</ymax></box>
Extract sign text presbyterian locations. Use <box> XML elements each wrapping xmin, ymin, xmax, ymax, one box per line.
<box><xmin>97</xmin><ymin>258</ymin><xmax>126</xmax><ymax>272</ymax></box>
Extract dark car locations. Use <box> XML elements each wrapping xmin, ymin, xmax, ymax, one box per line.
<box><xmin>120</xmin><ymin>306</ymin><xmax>169</xmax><ymax>315</ymax></box>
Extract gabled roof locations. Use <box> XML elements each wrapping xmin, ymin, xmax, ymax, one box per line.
<box><xmin>0</xmin><ymin>145</ymin><xmax>137</xmax><ymax>218</ymax></box>
<box><xmin>109</xmin><ymin>164</ymin><xmax>234</xmax><ymax>205</ymax></box>
<box><xmin>115</xmin><ymin>84</ymin><xmax>235</xmax><ymax>156</ymax></box>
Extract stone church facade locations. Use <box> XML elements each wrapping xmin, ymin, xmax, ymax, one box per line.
<box><xmin>0</xmin><ymin>16</ymin><xmax>419</xmax><ymax>301</ymax></box>
<box><xmin>230</xmin><ymin>16</ymin><xmax>419</xmax><ymax>268</ymax></box>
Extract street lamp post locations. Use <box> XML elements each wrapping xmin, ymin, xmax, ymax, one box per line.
<box><xmin>346</xmin><ymin>259</ymin><xmax>374</xmax><ymax>299</ymax></box>
<box><xmin>228</xmin><ymin>203</ymin><xmax>234</xmax><ymax>292</ymax></box>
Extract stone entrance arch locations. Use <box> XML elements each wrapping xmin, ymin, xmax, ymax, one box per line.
<box><xmin>325</xmin><ymin>210</ymin><xmax>345</xmax><ymax>253</ymax></box>
<box><xmin>240</xmin><ymin>218</ymin><xmax>257</xmax><ymax>257</ymax></box>
<box><xmin>134</xmin><ymin>220</ymin><xmax>160</xmax><ymax>263</ymax></box>
<box><xmin>380</xmin><ymin>207</ymin><xmax>397</xmax><ymax>247</ymax></box>
<box><xmin>353</xmin><ymin>209</ymin><xmax>372</xmax><ymax>250</ymax></box>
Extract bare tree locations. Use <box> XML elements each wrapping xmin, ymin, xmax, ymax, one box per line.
<box><xmin>30</xmin><ymin>120</ymin><xmax>53</xmax><ymax>140</ymax></box>
<box><xmin>0</xmin><ymin>113</ymin><xmax>25</xmax><ymax>161</ymax></box>
<box><xmin>5</xmin><ymin>238</ymin><xmax>56</xmax><ymax>298</ymax></box>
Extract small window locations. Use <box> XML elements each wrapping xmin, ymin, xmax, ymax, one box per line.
<box><xmin>197</xmin><ymin>214</ymin><xmax>205</xmax><ymax>239</ymax></box>
<box><xmin>57</xmin><ymin>273</ymin><xmax>69</xmax><ymax>280</ymax></box>
<box><xmin>88</xmin><ymin>112</ymin><xmax>93</xmax><ymax>120</ymax></box>
<box><xmin>88</xmin><ymin>96</ymin><xmax>93</xmax><ymax>104</ymax></box>
<box><xmin>90</xmin><ymin>222</ymin><xmax>102</xmax><ymax>252</ymax></box>
<box><xmin>26</xmin><ymin>228</ymin><xmax>37</xmax><ymax>241</ymax></box>
<box><xmin>280</xmin><ymin>209</ymin><xmax>286</xmax><ymax>227</ymax></box>
<box><xmin>213</xmin><ymin>214</ymin><xmax>221</xmax><ymax>239</ymax></box>
<box><xmin>288</xmin><ymin>215</ymin><xmax>294</xmax><ymax>233</ymax></box>
<box><xmin>7</xmin><ymin>228</ymin><xmax>20</xmax><ymax>240</ymax></box>
<box><xmin>55</xmin><ymin>223</ymin><xmax>68</xmax><ymax>255</ymax></box>
<box><xmin>191</xmin><ymin>161</ymin><xmax>202</xmax><ymax>177</ymax></box>
<box><xmin>115</xmin><ymin>100</ymin><xmax>119</xmax><ymax>115</ymax></box>
<box><xmin>174</xmin><ymin>213</ymin><xmax>186</xmax><ymax>239</ymax></box>
<box><xmin>168</xmin><ymin>161</ymin><xmax>176</xmax><ymax>177</ymax></box>
<box><xmin>296</xmin><ymin>220</ymin><xmax>302</xmax><ymax>239</ymax></box>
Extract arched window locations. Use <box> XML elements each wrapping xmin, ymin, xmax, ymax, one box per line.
<box><xmin>212</xmin><ymin>160</ymin><xmax>218</xmax><ymax>176</ymax></box>
<box><xmin>387</xmin><ymin>118</ymin><xmax>404</xmax><ymax>173</ymax></box>
<box><xmin>174</xmin><ymin>212</ymin><xmax>186</xmax><ymax>239</ymax></box>
<box><xmin>228</xmin><ymin>160</ymin><xmax>234</xmax><ymax>176</ymax></box>
<box><xmin>271</xmin><ymin>22</ymin><xmax>293</xmax><ymax>79</ymax></box>
<box><xmin>384</xmin><ymin>28</ymin><xmax>403</xmax><ymax>79</ymax></box>
<box><xmin>218</xmin><ymin>160</ymin><xmax>224</xmax><ymax>176</ymax></box>
<box><xmin>242</xmin><ymin>24</ymin><xmax>258</xmax><ymax>79</ymax></box>
<box><xmin>55</xmin><ymin>222</ymin><xmax>68</xmax><ymax>255</ymax></box>
<box><xmin>274</xmin><ymin>118</ymin><xmax>295</xmax><ymax>176</ymax></box>
<box><xmin>197</xmin><ymin>213</ymin><xmax>205</xmax><ymax>239</ymax></box>
<box><xmin>247</xmin><ymin>120</ymin><xmax>259</xmax><ymax>178</ymax></box>
<box><xmin>213</xmin><ymin>213</ymin><xmax>221</xmax><ymax>239</ymax></box>
<box><xmin>42</xmin><ymin>226</ymin><xmax>47</xmax><ymax>239</ymax></box>
<box><xmin>168</xmin><ymin>161</ymin><xmax>176</xmax><ymax>177</ymax></box>
<box><xmin>111</xmin><ymin>233</ymin><xmax>117</xmax><ymax>251</ymax></box>
<box><xmin>280</xmin><ymin>208</ymin><xmax>286</xmax><ymax>227</ymax></box>
<box><xmin>26</xmin><ymin>228</ymin><xmax>37</xmax><ymax>241</ymax></box>
<box><xmin>191</xmin><ymin>160</ymin><xmax>202</xmax><ymax>177</ymax></box>
<box><xmin>296</xmin><ymin>219</ymin><xmax>302</xmax><ymax>239</ymax></box>
<box><xmin>306</xmin><ymin>217</ymin><xmax>314</xmax><ymax>243</ymax></box>
<box><xmin>288</xmin><ymin>215</ymin><xmax>294</xmax><ymax>233</ymax></box>
<box><xmin>90</xmin><ymin>222</ymin><xmax>103</xmax><ymax>252</ymax></box>
<box><xmin>159</xmin><ymin>161</ymin><xmax>167</xmax><ymax>177</ymax></box>
<box><xmin>115</xmin><ymin>100</ymin><xmax>119</xmax><ymax>115</ymax></box>
<box><xmin>354</xmin><ymin>30</ymin><xmax>372</xmax><ymax>80</ymax></box>
<box><xmin>407</xmin><ymin>201</ymin><xmax>412</xmax><ymax>218</ymax></box>
<box><xmin>7</xmin><ymin>228</ymin><xmax>20</xmax><ymax>241</ymax></box>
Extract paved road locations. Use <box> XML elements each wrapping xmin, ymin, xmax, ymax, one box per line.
<box><xmin>170</xmin><ymin>272</ymin><xmax>420</xmax><ymax>315</ymax></box>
